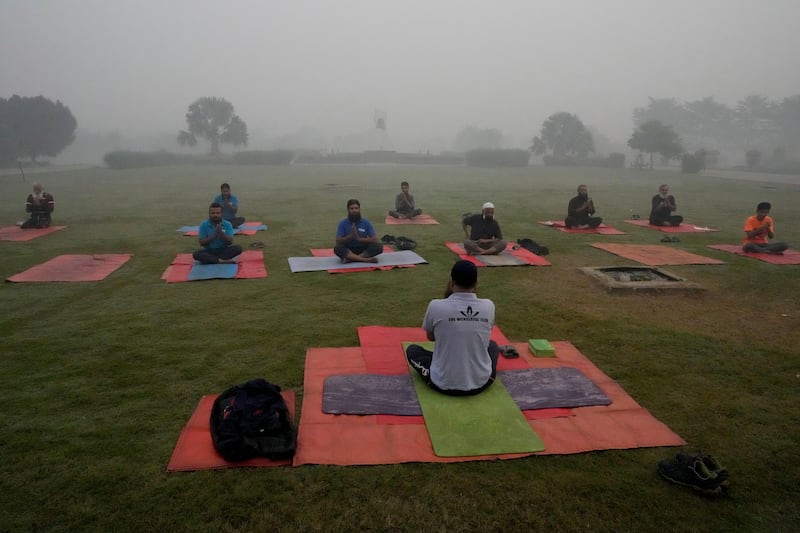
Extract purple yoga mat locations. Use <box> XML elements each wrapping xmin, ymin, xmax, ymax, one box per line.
<box><xmin>322</xmin><ymin>367</ymin><xmax>611</xmax><ymax>415</ymax></box>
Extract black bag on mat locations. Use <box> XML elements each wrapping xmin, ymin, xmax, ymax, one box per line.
<box><xmin>210</xmin><ymin>378</ymin><xmax>296</xmax><ymax>461</ymax></box>
<box><xmin>517</xmin><ymin>238</ymin><xmax>549</xmax><ymax>256</ymax></box>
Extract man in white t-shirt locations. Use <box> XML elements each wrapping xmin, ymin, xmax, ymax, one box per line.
<box><xmin>405</xmin><ymin>260</ymin><xmax>500</xmax><ymax>395</ymax></box>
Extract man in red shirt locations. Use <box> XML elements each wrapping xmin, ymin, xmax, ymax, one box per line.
<box><xmin>743</xmin><ymin>202</ymin><xmax>788</xmax><ymax>254</ymax></box>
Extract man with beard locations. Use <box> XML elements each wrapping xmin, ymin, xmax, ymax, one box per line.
<box><xmin>192</xmin><ymin>203</ymin><xmax>243</xmax><ymax>264</ymax></box>
<box><xmin>462</xmin><ymin>202</ymin><xmax>507</xmax><ymax>255</ymax></box>
<box><xmin>649</xmin><ymin>184</ymin><xmax>683</xmax><ymax>227</ymax></box>
<box><xmin>20</xmin><ymin>183</ymin><xmax>55</xmax><ymax>229</ymax></box>
<box><xmin>214</xmin><ymin>182</ymin><xmax>245</xmax><ymax>228</ymax></box>
<box><xmin>334</xmin><ymin>199</ymin><xmax>383</xmax><ymax>263</ymax></box>
<box><xmin>405</xmin><ymin>260</ymin><xmax>500</xmax><ymax>396</ymax></box>
<box><xmin>742</xmin><ymin>202</ymin><xmax>788</xmax><ymax>254</ymax></box>
<box><xmin>388</xmin><ymin>180</ymin><xmax>423</xmax><ymax>219</ymax></box>
<box><xmin>565</xmin><ymin>184</ymin><xmax>602</xmax><ymax>229</ymax></box>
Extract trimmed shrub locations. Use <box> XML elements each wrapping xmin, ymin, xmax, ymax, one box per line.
<box><xmin>233</xmin><ymin>150</ymin><xmax>294</xmax><ymax>165</ymax></box>
<box><xmin>681</xmin><ymin>152</ymin><xmax>704</xmax><ymax>174</ymax></box>
<box><xmin>745</xmin><ymin>149</ymin><xmax>762</xmax><ymax>168</ymax></box>
<box><xmin>465</xmin><ymin>149</ymin><xmax>529</xmax><ymax>167</ymax></box>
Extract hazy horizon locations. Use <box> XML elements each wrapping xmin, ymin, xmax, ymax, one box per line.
<box><xmin>2</xmin><ymin>0</ymin><xmax>799</xmax><ymax>160</ymax></box>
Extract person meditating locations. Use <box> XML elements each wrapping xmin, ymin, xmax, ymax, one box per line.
<box><xmin>214</xmin><ymin>182</ymin><xmax>245</xmax><ymax>228</ymax></box>
<box><xmin>565</xmin><ymin>184</ymin><xmax>602</xmax><ymax>229</ymax></box>
<box><xmin>649</xmin><ymin>184</ymin><xmax>683</xmax><ymax>226</ymax></box>
<box><xmin>405</xmin><ymin>260</ymin><xmax>500</xmax><ymax>396</ymax></box>
<box><xmin>334</xmin><ymin>199</ymin><xmax>383</xmax><ymax>263</ymax></box>
<box><xmin>21</xmin><ymin>183</ymin><xmax>55</xmax><ymax>229</ymax></box>
<box><xmin>742</xmin><ymin>202</ymin><xmax>788</xmax><ymax>254</ymax></box>
<box><xmin>462</xmin><ymin>202</ymin><xmax>507</xmax><ymax>255</ymax></box>
<box><xmin>388</xmin><ymin>181</ymin><xmax>422</xmax><ymax>219</ymax></box>
<box><xmin>192</xmin><ymin>202</ymin><xmax>243</xmax><ymax>264</ymax></box>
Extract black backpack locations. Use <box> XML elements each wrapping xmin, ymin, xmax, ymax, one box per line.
<box><xmin>517</xmin><ymin>238</ymin><xmax>550</xmax><ymax>256</ymax></box>
<box><xmin>395</xmin><ymin>236</ymin><xmax>417</xmax><ymax>250</ymax></box>
<box><xmin>210</xmin><ymin>378</ymin><xmax>296</xmax><ymax>461</ymax></box>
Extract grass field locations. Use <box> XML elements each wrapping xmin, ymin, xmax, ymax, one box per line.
<box><xmin>1</xmin><ymin>163</ymin><xmax>798</xmax><ymax>532</ymax></box>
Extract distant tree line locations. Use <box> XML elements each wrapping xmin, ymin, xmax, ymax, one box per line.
<box><xmin>0</xmin><ymin>95</ymin><xmax>77</xmax><ymax>167</ymax></box>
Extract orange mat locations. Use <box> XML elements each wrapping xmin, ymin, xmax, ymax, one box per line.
<box><xmin>624</xmin><ymin>219</ymin><xmax>718</xmax><ymax>233</ymax></box>
<box><xmin>293</xmin><ymin>330</ymin><xmax>684</xmax><ymax>466</ymax></box>
<box><xmin>0</xmin><ymin>225</ymin><xmax>67</xmax><ymax>241</ymax></box>
<box><xmin>384</xmin><ymin>214</ymin><xmax>439</xmax><ymax>225</ymax></box>
<box><xmin>707</xmin><ymin>244</ymin><xmax>800</xmax><ymax>265</ymax></box>
<box><xmin>166</xmin><ymin>391</ymin><xmax>296</xmax><ymax>472</ymax></box>
<box><xmin>538</xmin><ymin>221</ymin><xmax>626</xmax><ymax>235</ymax></box>
<box><xmin>160</xmin><ymin>250</ymin><xmax>267</xmax><ymax>282</ymax></box>
<box><xmin>7</xmin><ymin>254</ymin><xmax>132</xmax><ymax>282</ymax></box>
<box><xmin>444</xmin><ymin>242</ymin><xmax>551</xmax><ymax>266</ymax></box>
<box><xmin>590</xmin><ymin>243</ymin><xmax>725</xmax><ymax>266</ymax></box>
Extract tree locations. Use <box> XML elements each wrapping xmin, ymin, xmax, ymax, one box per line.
<box><xmin>627</xmin><ymin>120</ymin><xmax>684</xmax><ymax>168</ymax></box>
<box><xmin>736</xmin><ymin>94</ymin><xmax>776</xmax><ymax>148</ymax></box>
<box><xmin>453</xmin><ymin>126</ymin><xmax>503</xmax><ymax>152</ymax></box>
<box><xmin>1</xmin><ymin>95</ymin><xmax>77</xmax><ymax>163</ymax></box>
<box><xmin>774</xmin><ymin>95</ymin><xmax>800</xmax><ymax>155</ymax></box>
<box><xmin>177</xmin><ymin>97</ymin><xmax>248</xmax><ymax>155</ymax></box>
<box><xmin>530</xmin><ymin>112</ymin><xmax>594</xmax><ymax>160</ymax></box>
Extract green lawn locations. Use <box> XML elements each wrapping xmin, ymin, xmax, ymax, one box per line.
<box><xmin>1</xmin><ymin>164</ymin><xmax>798</xmax><ymax>532</ymax></box>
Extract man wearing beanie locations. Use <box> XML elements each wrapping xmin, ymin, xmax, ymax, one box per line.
<box><xmin>405</xmin><ymin>260</ymin><xmax>500</xmax><ymax>396</ymax></box>
<box><xmin>462</xmin><ymin>202</ymin><xmax>507</xmax><ymax>255</ymax></box>
<box><xmin>742</xmin><ymin>202</ymin><xmax>788</xmax><ymax>254</ymax></box>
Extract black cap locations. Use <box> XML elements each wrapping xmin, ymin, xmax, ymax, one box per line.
<box><xmin>451</xmin><ymin>259</ymin><xmax>478</xmax><ymax>288</ymax></box>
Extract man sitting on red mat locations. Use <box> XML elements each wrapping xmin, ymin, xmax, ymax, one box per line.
<box><xmin>20</xmin><ymin>183</ymin><xmax>55</xmax><ymax>229</ymax></box>
<box><xmin>462</xmin><ymin>202</ymin><xmax>506</xmax><ymax>255</ymax></box>
<box><xmin>388</xmin><ymin>181</ymin><xmax>423</xmax><ymax>219</ymax></box>
<box><xmin>743</xmin><ymin>202</ymin><xmax>788</xmax><ymax>254</ymax></box>
<box><xmin>406</xmin><ymin>260</ymin><xmax>500</xmax><ymax>396</ymax></box>
<box><xmin>565</xmin><ymin>184</ymin><xmax>602</xmax><ymax>229</ymax></box>
<box><xmin>192</xmin><ymin>203</ymin><xmax>243</xmax><ymax>264</ymax></box>
<box><xmin>649</xmin><ymin>184</ymin><xmax>683</xmax><ymax>227</ymax></box>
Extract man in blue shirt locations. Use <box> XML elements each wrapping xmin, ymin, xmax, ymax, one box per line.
<box><xmin>192</xmin><ymin>203</ymin><xmax>243</xmax><ymax>264</ymax></box>
<box><xmin>334</xmin><ymin>199</ymin><xmax>383</xmax><ymax>263</ymax></box>
<box><xmin>214</xmin><ymin>183</ymin><xmax>245</xmax><ymax>228</ymax></box>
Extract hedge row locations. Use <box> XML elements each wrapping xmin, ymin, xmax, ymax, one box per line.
<box><xmin>465</xmin><ymin>149</ymin><xmax>530</xmax><ymax>167</ymax></box>
<box><xmin>103</xmin><ymin>150</ymin><xmax>296</xmax><ymax>169</ymax></box>
<box><xmin>542</xmin><ymin>153</ymin><xmax>626</xmax><ymax>168</ymax></box>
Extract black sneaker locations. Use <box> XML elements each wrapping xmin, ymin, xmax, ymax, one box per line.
<box><xmin>658</xmin><ymin>454</ymin><xmax>724</xmax><ymax>495</ymax></box>
<box><xmin>678</xmin><ymin>452</ymin><xmax>729</xmax><ymax>488</ymax></box>
<box><xmin>380</xmin><ymin>234</ymin><xmax>395</xmax><ymax>244</ymax></box>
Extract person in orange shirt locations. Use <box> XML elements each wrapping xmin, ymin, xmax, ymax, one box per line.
<box><xmin>743</xmin><ymin>202</ymin><xmax>788</xmax><ymax>254</ymax></box>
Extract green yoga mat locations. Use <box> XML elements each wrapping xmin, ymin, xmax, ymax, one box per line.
<box><xmin>403</xmin><ymin>342</ymin><xmax>545</xmax><ymax>457</ymax></box>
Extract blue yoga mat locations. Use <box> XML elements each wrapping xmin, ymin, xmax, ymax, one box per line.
<box><xmin>187</xmin><ymin>263</ymin><xmax>238</xmax><ymax>281</ymax></box>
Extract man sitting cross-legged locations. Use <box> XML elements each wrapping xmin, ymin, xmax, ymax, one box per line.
<box><xmin>649</xmin><ymin>184</ymin><xmax>684</xmax><ymax>227</ymax></box>
<box><xmin>192</xmin><ymin>202</ymin><xmax>243</xmax><ymax>264</ymax></box>
<box><xmin>742</xmin><ymin>201</ymin><xmax>788</xmax><ymax>254</ymax></box>
<box><xmin>388</xmin><ymin>180</ymin><xmax>423</xmax><ymax>219</ymax></box>
<box><xmin>334</xmin><ymin>199</ymin><xmax>384</xmax><ymax>263</ymax></box>
<box><xmin>462</xmin><ymin>202</ymin><xmax>507</xmax><ymax>255</ymax></box>
<box><xmin>406</xmin><ymin>260</ymin><xmax>501</xmax><ymax>396</ymax></box>
<box><xmin>565</xmin><ymin>184</ymin><xmax>602</xmax><ymax>229</ymax></box>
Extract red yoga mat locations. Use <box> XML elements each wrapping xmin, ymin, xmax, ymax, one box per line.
<box><xmin>384</xmin><ymin>214</ymin><xmax>439</xmax><ymax>225</ymax></box>
<box><xmin>167</xmin><ymin>391</ymin><xmax>296</xmax><ymax>472</ymax></box>
<box><xmin>7</xmin><ymin>254</ymin><xmax>132</xmax><ymax>282</ymax></box>
<box><xmin>161</xmin><ymin>250</ymin><xmax>267</xmax><ymax>282</ymax></box>
<box><xmin>707</xmin><ymin>244</ymin><xmax>800</xmax><ymax>264</ymax></box>
<box><xmin>538</xmin><ymin>221</ymin><xmax>626</xmax><ymax>235</ymax></box>
<box><xmin>624</xmin><ymin>219</ymin><xmax>718</xmax><ymax>233</ymax></box>
<box><xmin>444</xmin><ymin>242</ymin><xmax>551</xmax><ymax>266</ymax></box>
<box><xmin>0</xmin><ymin>225</ymin><xmax>67</xmax><ymax>241</ymax></box>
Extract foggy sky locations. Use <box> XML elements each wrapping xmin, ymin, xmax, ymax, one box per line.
<box><xmin>2</xmin><ymin>0</ymin><xmax>799</xmax><ymax>153</ymax></box>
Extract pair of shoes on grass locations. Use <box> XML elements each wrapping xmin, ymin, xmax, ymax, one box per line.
<box><xmin>381</xmin><ymin>234</ymin><xmax>396</xmax><ymax>244</ymax></box>
<box><xmin>658</xmin><ymin>452</ymin><xmax>729</xmax><ymax>495</ymax></box>
<box><xmin>660</xmin><ymin>236</ymin><xmax>680</xmax><ymax>243</ymax></box>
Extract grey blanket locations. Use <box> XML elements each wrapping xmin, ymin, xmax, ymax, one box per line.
<box><xmin>288</xmin><ymin>250</ymin><xmax>427</xmax><ymax>272</ymax></box>
<box><xmin>322</xmin><ymin>367</ymin><xmax>611</xmax><ymax>415</ymax></box>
